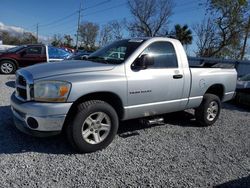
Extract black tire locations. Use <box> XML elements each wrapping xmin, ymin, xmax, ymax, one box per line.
<box><xmin>67</xmin><ymin>100</ymin><xmax>119</xmax><ymax>153</ymax></box>
<box><xmin>195</xmin><ymin>94</ymin><xmax>221</xmax><ymax>126</ymax></box>
<box><xmin>0</xmin><ymin>60</ymin><xmax>17</xmax><ymax>74</ymax></box>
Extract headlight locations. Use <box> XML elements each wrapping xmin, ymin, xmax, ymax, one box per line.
<box><xmin>34</xmin><ymin>81</ymin><xmax>71</xmax><ymax>102</ymax></box>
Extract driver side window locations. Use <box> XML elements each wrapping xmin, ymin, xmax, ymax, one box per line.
<box><xmin>26</xmin><ymin>46</ymin><xmax>42</xmax><ymax>55</ymax></box>
<box><xmin>142</xmin><ymin>41</ymin><xmax>178</xmax><ymax>68</ymax></box>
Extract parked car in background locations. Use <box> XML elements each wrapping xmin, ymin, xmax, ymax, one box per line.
<box><xmin>108</xmin><ymin>51</ymin><xmax>125</xmax><ymax>59</ymax></box>
<box><xmin>0</xmin><ymin>45</ymin><xmax>72</xmax><ymax>74</ymax></box>
<box><xmin>235</xmin><ymin>74</ymin><xmax>250</xmax><ymax>105</ymax></box>
<box><xmin>60</xmin><ymin>46</ymin><xmax>75</xmax><ymax>53</ymax></box>
<box><xmin>66</xmin><ymin>51</ymin><xmax>92</xmax><ymax>60</ymax></box>
<box><xmin>48</xmin><ymin>46</ymin><xmax>72</xmax><ymax>61</ymax></box>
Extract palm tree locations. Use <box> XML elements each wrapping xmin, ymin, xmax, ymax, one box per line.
<box><xmin>171</xmin><ymin>24</ymin><xmax>193</xmax><ymax>46</ymax></box>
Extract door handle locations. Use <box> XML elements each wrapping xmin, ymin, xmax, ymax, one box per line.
<box><xmin>173</xmin><ymin>74</ymin><xmax>183</xmax><ymax>79</ymax></box>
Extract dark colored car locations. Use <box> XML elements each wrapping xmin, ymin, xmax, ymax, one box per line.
<box><xmin>0</xmin><ymin>44</ymin><xmax>47</xmax><ymax>74</ymax></box>
<box><xmin>0</xmin><ymin>45</ymin><xmax>72</xmax><ymax>74</ymax></box>
<box><xmin>235</xmin><ymin>74</ymin><xmax>250</xmax><ymax>106</ymax></box>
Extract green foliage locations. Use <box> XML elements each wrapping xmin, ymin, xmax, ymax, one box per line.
<box><xmin>1</xmin><ymin>31</ymin><xmax>37</xmax><ymax>45</ymax></box>
<box><xmin>78</xmin><ymin>22</ymin><xmax>99</xmax><ymax>51</ymax></box>
<box><xmin>203</xmin><ymin>0</ymin><xmax>250</xmax><ymax>58</ymax></box>
<box><xmin>170</xmin><ymin>24</ymin><xmax>193</xmax><ymax>45</ymax></box>
<box><xmin>63</xmin><ymin>35</ymin><xmax>73</xmax><ymax>47</ymax></box>
<box><xmin>51</xmin><ymin>34</ymin><xmax>74</xmax><ymax>48</ymax></box>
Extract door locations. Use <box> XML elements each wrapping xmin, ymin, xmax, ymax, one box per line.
<box><xmin>126</xmin><ymin>41</ymin><xmax>185</xmax><ymax>119</ymax></box>
<box><xmin>19</xmin><ymin>46</ymin><xmax>46</xmax><ymax>67</ymax></box>
<box><xmin>48</xmin><ymin>46</ymin><xmax>71</xmax><ymax>62</ymax></box>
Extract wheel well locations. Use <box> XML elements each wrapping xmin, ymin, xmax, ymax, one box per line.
<box><xmin>0</xmin><ymin>58</ymin><xmax>19</xmax><ymax>68</ymax></box>
<box><xmin>63</xmin><ymin>92</ymin><xmax>124</xmax><ymax>131</ymax></box>
<box><xmin>205</xmin><ymin>84</ymin><xmax>224</xmax><ymax>100</ymax></box>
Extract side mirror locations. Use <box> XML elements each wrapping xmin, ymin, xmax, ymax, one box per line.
<box><xmin>138</xmin><ymin>54</ymin><xmax>154</xmax><ymax>69</ymax></box>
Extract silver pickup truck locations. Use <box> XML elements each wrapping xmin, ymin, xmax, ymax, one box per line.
<box><xmin>11</xmin><ymin>37</ymin><xmax>237</xmax><ymax>153</ymax></box>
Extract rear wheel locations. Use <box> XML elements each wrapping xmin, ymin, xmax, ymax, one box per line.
<box><xmin>0</xmin><ymin>61</ymin><xmax>17</xmax><ymax>74</ymax></box>
<box><xmin>67</xmin><ymin>100</ymin><xmax>119</xmax><ymax>153</ymax></box>
<box><xmin>195</xmin><ymin>94</ymin><xmax>221</xmax><ymax>126</ymax></box>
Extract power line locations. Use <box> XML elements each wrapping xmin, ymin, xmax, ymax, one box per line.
<box><xmin>42</xmin><ymin>2</ymin><xmax>127</xmax><ymax>35</ymax></box>
<box><xmin>82</xmin><ymin>2</ymin><xmax>127</xmax><ymax>17</ymax></box>
<box><xmin>81</xmin><ymin>0</ymin><xmax>111</xmax><ymax>11</ymax></box>
<box><xmin>39</xmin><ymin>11</ymin><xmax>78</xmax><ymax>28</ymax></box>
<box><xmin>41</xmin><ymin>0</ymin><xmax>204</xmax><ymax>41</ymax></box>
<box><xmin>175</xmin><ymin>0</ymin><xmax>202</xmax><ymax>8</ymax></box>
<box><xmin>39</xmin><ymin>16</ymin><xmax>77</xmax><ymax>30</ymax></box>
<box><xmin>38</xmin><ymin>0</ymin><xmax>111</xmax><ymax>28</ymax></box>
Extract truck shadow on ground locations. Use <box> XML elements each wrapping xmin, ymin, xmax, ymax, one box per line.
<box><xmin>5</xmin><ymin>81</ymin><xmax>15</xmax><ymax>88</ymax></box>
<box><xmin>118</xmin><ymin>110</ymin><xmax>199</xmax><ymax>138</ymax></box>
<box><xmin>0</xmin><ymin>105</ymin><xmax>75</xmax><ymax>154</ymax></box>
<box><xmin>223</xmin><ymin>102</ymin><xmax>250</xmax><ymax>112</ymax></box>
<box><xmin>214</xmin><ymin>175</ymin><xmax>250</xmax><ymax>188</ymax></box>
<box><xmin>0</xmin><ymin>105</ymin><xmax>200</xmax><ymax>154</ymax></box>
<box><xmin>0</xmin><ymin>104</ymin><xmax>249</xmax><ymax>154</ymax></box>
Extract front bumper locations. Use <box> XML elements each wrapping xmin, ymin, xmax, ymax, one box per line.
<box><xmin>10</xmin><ymin>93</ymin><xmax>73</xmax><ymax>137</ymax></box>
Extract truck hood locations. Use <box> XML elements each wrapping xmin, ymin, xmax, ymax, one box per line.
<box><xmin>23</xmin><ymin>60</ymin><xmax>115</xmax><ymax>79</ymax></box>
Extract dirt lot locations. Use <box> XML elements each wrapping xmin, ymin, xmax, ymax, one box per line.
<box><xmin>0</xmin><ymin>74</ymin><xmax>249</xmax><ymax>187</ymax></box>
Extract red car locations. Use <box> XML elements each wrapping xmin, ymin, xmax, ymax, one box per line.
<box><xmin>0</xmin><ymin>44</ymin><xmax>47</xmax><ymax>74</ymax></box>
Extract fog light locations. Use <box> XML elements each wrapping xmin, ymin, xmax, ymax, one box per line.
<box><xmin>27</xmin><ymin>117</ymin><xmax>39</xmax><ymax>129</ymax></box>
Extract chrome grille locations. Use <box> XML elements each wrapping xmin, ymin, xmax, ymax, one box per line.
<box><xmin>18</xmin><ymin>75</ymin><xmax>26</xmax><ymax>87</ymax></box>
<box><xmin>16</xmin><ymin>87</ymin><xmax>27</xmax><ymax>100</ymax></box>
<box><xmin>15</xmin><ymin>70</ymin><xmax>33</xmax><ymax>101</ymax></box>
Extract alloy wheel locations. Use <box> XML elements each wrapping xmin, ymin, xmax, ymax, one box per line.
<box><xmin>81</xmin><ymin>112</ymin><xmax>111</xmax><ymax>144</ymax></box>
<box><xmin>1</xmin><ymin>63</ymin><xmax>13</xmax><ymax>74</ymax></box>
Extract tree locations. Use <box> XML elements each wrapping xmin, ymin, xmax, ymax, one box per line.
<box><xmin>1</xmin><ymin>31</ymin><xmax>20</xmax><ymax>45</ymax></box>
<box><xmin>127</xmin><ymin>0</ymin><xmax>174</xmax><ymax>37</ymax></box>
<box><xmin>0</xmin><ymin>31</ymin><xmax>37</xmax><ymax>45</ymax></box>
<box><xmin>63</xmin><ymin>35</ymin><xmax>73</xmax><ymax>47</ymax></box>
<box><xmin>51</xmin><ymin>34</ymin><xmax>63</xmax><ymax>47</ymax></box>
<box><xmin>109</xmin><ymin>20</ymin><xmax>124</xmax><ymax>40</ymax></box>
<box><xmin>21</xmin><ymin>32</ymin><xmax>37</xmax><ymax>44</ymax></box>
<box><xmin>170</xmin><ymin>24</ymin><xmax>193</xmax><ymax>46</ymax></box>
<box><xmin>99</xmin><ymin>24</ymin><xmax>113</xmax><ymax>47</ymax></box>
<box><xmin>198</xmin><ymin>0</ymin><xmax>250</xmax><ymax>58</ymax></box>
<box><xmin>79</xmin><ymin>22</ymin><xmax>99</xmax><ymax>51</ymax></box>
<box><xmin>193</xmin><ymin>18</ymin><xmax>217</xmax><ymax>57</ymax></box>
<box><xmin>240</xmin><ymin>16</ymin><xmax>250</xmax><ymax>60</ymax></box>
<box><xmin>99</xmin><ymin>20</ymin><xmax>125</xmax><ymax>47</ymax></box>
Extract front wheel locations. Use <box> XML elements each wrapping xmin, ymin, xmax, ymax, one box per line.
<box><xmin>195</xmin><ymin>94</ymin><xmax>221</xmax><ymax>126</ymax></box>
<box><xmin>67</xmin><ymin>100</ymin><xmax>119</xmax><ymax>153</ymax></box>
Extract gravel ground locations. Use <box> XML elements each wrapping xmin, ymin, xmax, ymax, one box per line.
<box><xmin>0</xmin><ymin>74</ymin><xmax>249</xmax><ymax>187</ymax></box>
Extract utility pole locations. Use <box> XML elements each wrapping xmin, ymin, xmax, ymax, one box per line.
<box><xmin>241</xmin><ymin>16</ymin><xmax>250</xmax><ymax>60</ymax></box>
<box><xmin>36</xmin><ymin>23</ymin><xmax>39</xmax><ymax>43</ymax></box>
<box><xmin>76</xmin><ymin>2</ymin><xmax>82</xmax><ymax>50</ymax></box>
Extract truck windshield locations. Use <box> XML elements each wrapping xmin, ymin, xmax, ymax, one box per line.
<box><xmin>87</xmin><ymin>39</ymin><xmax>145</xmax><ymax>64</ymax></box>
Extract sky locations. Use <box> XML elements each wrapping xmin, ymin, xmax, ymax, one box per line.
<box><xmin>0</xmin><ymin>0</ymin><xmax>216</xmax><ymax>55</ymax></box>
